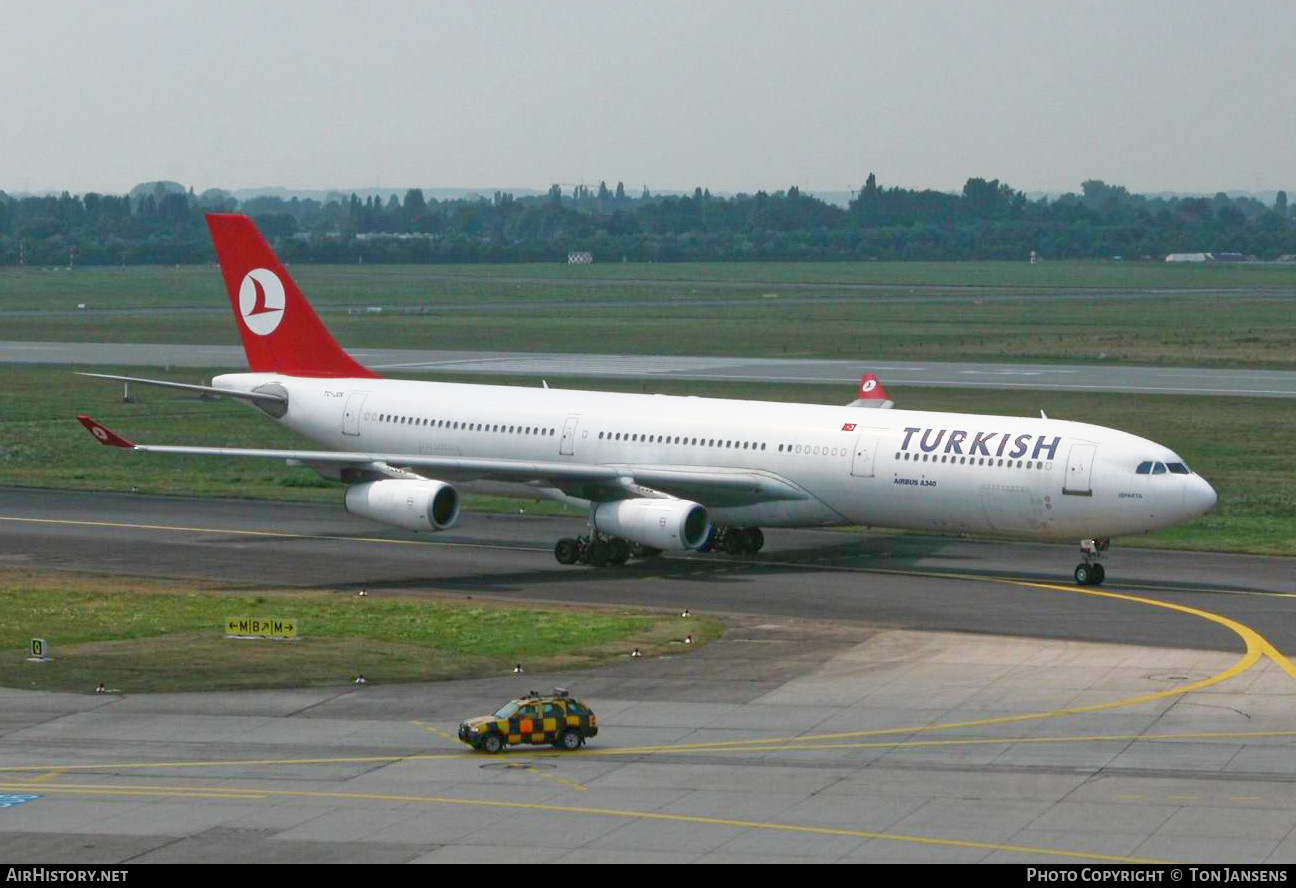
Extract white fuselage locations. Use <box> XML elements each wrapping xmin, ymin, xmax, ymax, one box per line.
<box><xmin>214</xmin><ymin>372</ymin><xmax>1217</xmax><ymax>542</ymax></box>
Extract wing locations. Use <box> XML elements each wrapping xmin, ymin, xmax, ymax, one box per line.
<box><xmin>76</xmin><ymin>416</ymin><xmax>809</xmax><ymax>508</ymax></box>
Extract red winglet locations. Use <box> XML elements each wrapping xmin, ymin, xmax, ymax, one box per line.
<box><xmin>858</xmin><ymin>373</ymin><xmax>892</xmax><ymax>402</ymax></box>
<box><xmin>77</xmin><ymin>415</ymin><xmax>136</xmax><ymax>448</ymax></box>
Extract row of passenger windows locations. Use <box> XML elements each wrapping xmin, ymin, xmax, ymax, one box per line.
<box><xmin>597</xmin><ymin>431</ymin><xmax>769</xmax><ymax>451</ymax></box>
<box><xmin>896</xmin><ymin>451</ymin><xmax>1053</xmax><ymax>471</ymax></box>
<box><xmin>368</xmin><ymin>412</ymin><xmax>555</xmax><ymax>437</ymax></box>
<box><xmin>594</xmin><ymin>433</ymin><xmax>859</xmax><ymax>459</ymax></box>
<box><xmin>1136</xmin><ymin>461</ymin><xmax>1191</xmax><ymax>475</ymax></box>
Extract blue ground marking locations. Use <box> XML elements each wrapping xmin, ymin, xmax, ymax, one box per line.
<box><xmin>0</xmin><ymin>794</ymin><xmax>41</xmax><ymax>808</ymax></box>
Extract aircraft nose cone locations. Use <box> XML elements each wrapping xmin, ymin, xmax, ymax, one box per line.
<box><xmin>1186</xmin><ymin>476</ymin><xmax>1218</xmax><ymax>515</ymax></box>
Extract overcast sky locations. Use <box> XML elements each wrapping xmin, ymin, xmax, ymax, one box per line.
<box><xmin>3</xmin><ymin>0</ymin><xmax>1294</xmax><ymax>196</ymax></box>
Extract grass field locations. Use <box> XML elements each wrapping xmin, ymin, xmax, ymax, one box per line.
<box><xmin>0</xmin><ymin>364</ymin><xmax>1291</xmax><ymax>555</ymax></box>
<box><xmin>6</xmin><ymin>260</ymin><xmax>1296</xmax><ymax>310</ymax></box>
<box><xmin>0</xmin><ymin>569</ymin><xmax>719</xmax><ymax>693</ymax></box>
<box><xmin>1</xmin><ymin>262</ymin><xmax>1294</xmax><ymax>368</ymax></box>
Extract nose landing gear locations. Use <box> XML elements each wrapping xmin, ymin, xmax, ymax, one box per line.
<box><xmin>1073</xmin><ymin>538</ymin><xmax>1109</xmax><ymax>586</ymax></box>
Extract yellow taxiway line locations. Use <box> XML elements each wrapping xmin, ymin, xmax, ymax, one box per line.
<box><xmin>0</xmin><ymin>781</ymin><xmax>1165</xmax><ymax>863</ymax></box>
<box><xmin>1</xmin><ymin>520</ymin><xmax>1293</xmax><ymax>863</ymax></box>
<box><xmin>0</xmin><ymin>515</ymin><xmax>544</xmax><ymax>553</ymax></box>
<box><xmin>1</xmin><ymin>727</ymin><xmax>1293</xmax><ymax>776</ymax></box>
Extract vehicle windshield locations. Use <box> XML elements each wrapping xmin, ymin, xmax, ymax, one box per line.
<box><xmin>493</xmin><ymin>701</ymin><xmax>521</xmax><ymax>719</ymax></box>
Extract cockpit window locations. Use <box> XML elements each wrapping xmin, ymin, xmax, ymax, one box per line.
<box><xmin>1136</xmin><ymin>461</ymin><xmax>1153</xmax><ymax>475</ymax></box>
<box><xmin>1166</xmin><ymin>462</ymin><xmax>1190</xmax><ymax>475</ymax></box>
<box><xmin>1152</xmin><ymin>462</ymin><xmax>1167</xmax><ymax>475</ymax></box>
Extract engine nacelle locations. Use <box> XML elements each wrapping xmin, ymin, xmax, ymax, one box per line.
<box><xmin>591</xmin><ymin>498</ymin><xmax>711</xmax><ymax>551</ymax></box>
<box><xmin>344</xmin><ymin>479</ymin><xmax>460</xmax><ymax>532</ymax></box>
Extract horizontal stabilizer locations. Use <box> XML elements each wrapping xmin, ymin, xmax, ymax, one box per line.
<box><xmin>76</xmin><ymin>373</ymin><xmax>288</xmax><ymax>404</ymax></box>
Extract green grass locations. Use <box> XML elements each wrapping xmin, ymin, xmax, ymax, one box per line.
<box><xmin>0</xmin><ymin>569</ymin><xmax>720</xmax><ymax>693</ymax></box>
<box><xmin>0</xmin><ymin>364</ymin><xmax>1291</xmax><ymax>556</ymax></box>
<box><xmin>6</xmin><ymin>260</ymin><xmax>1296</xmax><ymax>310</ymax></box>
<box><xmin>1</xmin><ymin>263</ymin><xmax>1293</xmax><ymax>368</ymax></box>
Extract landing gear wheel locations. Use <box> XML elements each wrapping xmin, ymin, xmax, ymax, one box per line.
<box><xmin>557</xmin><ymin>728</ymin><xmax>583</xmax><ymax>751</ymax></box>
<box><xmin>745</xmin><ymin>527</ymin><xmax>765</xmax><ymax>553</ymax></box>
<box><xmin>587</xmin><ymin>539</ymin><xmax>611</xmax><ymax>567</ymax></box>
<box><xmin>481</xmin><ymin>734</ymin><xmax>504</xmax><ymax>754</ymax></box>
<box><xmin>1090</xmin><ymin>563</ymin><xmax>1105</xmax><ymax>586</ymax></box>
<box><xmin>554</xmin><ymin>538</ymin><xmax>580</xmax><ymax>565</ymax></box>
<box><xmin>608</xmin><ymin>538</ymin><xmax>630</xmax><ymax>566</ymax></box>
<box><xmin>720</xmin><ymin>528</ymin><xmax>751</xmax><ymax>549</ymax></box>
<box><xmin>1074</xmin><ymin>563</ymin><xmax>1093</xmax><ymax>586</ymax></box>
<box><xmin>629</xmin><ymin>543</ymin><xmax>662</xmax><ymax>559</ymax></box>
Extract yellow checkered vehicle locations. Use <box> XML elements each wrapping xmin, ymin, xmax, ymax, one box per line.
<box><xmin>458</xmin><ymin>688</ymin><xmax>598</xmax><ymax>754</ymax></box>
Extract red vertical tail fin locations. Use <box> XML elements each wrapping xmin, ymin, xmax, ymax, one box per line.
<box><xmin>206</xmin><ymin>213</ymin><xmax>378</xmax><ymax>378</ymax></box>
<box><xmin>847</xmin><ymin>372</ymin><xmax>894</xmax><ymax>408</ymax></box>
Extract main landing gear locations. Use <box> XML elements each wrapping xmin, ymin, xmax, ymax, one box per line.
<box><xmin>1073</xmin><ymin>538</ymin><xmax>1109</xmax><ymax>586</ymax></box>
<box><xmin>554</xmin><ymin>533</ymin><xmax>661</xmax><ymax>567</ymax></box>
<box><xmin>552</xmin><ymin>527</ymin><xmax>766</xmax><ymax>567</ymax></box>
<box><xmin>699</xmin><ymin>526</ymin><xmax>765</xmax><ymax>556</ymax></box>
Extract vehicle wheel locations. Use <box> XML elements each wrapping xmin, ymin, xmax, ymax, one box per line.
<box><xmin>481</xmin><ymin>734</ymin><xmax>504</xmax><ymax>754</ymax></box>
<box><xmin>745</xmin><ymin>527</ymin><xmax>764</xmax><ymax>553</ymax></box>
<box><xmin>719</xmin><ymin>530</ymin><xmax>745</xmax><ymax>555</ymax></box>
<box><xmin>629</xmin><ymin>543</ymin><xmax>662</xmax><ymax>559</ymax></box>
<box><xmin>588</xmin><ymin>539</ymin><xmax>611</xmax><ymax>567</ymax></box>
<box><xmin>609</xmin><ymin>538</ymin><xmax>630</xmax><ymax>566</ymax></box>
<box><xmin>1091</xmin><ymin>563</ymin><xmax>1106</xmax><ymax>586</ymax></box>
<box><xmin>558</xmin><ymin>728</ymin><xmax>583</xmax><ymax>751</ymax></box>
<box><xmin>554</xmin><ymin>538</ymin><xmax>580</xmax><ymax>565</ymax></box>
<box><xmin>1074</xmin><ymin>563</ymin><xmax>1092</xmax><ymax>586</ymax></box>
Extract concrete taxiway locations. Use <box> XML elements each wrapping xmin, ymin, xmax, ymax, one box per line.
<box><xmin>4</xmin><ymin>340</ymin><xmax>1296</xmax><ymax>397</ymax></box>
<box><xmin>2</xmin><ymin>489</ymin><xmax>1296</xmax><ymax>862</ymax></box>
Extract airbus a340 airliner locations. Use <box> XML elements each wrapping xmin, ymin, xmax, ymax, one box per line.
<box><xmin>77</xmin><ymin>214</ymin><xmax>1217</xmax><ymax>586</ymax></box>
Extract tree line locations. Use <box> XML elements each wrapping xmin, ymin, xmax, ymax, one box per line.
<box><xmin>1</xmin><ymin>176</ymin><xmax>1294</xmax><ymax>265</ymax></box>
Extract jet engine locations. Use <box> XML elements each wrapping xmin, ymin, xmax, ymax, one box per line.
<box><xmin>591</xmin><ymin>498</ymin><xmax>711</xmax><ymax>551</ymax></box>
<box><xmin>344</xmin><ymin>479</ymin><xmax>460</xmax><ymax>532</ymax></box>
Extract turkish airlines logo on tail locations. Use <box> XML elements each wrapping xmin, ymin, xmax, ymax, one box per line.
<box><xmin>238</xmin><ymin>268</ymin><xmax>286</xmax><ymax>336</ymax></box>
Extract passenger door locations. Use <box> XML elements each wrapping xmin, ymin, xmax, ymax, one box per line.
<box><xmin>342</xmin><ymin>392</ymin><xmax>368</xmax><ymax>437</ymax></box>
<box><xmin>560</xmin><ymin>416</ymin><xmax>580</xmax><ymax>456</ymax></box>
<box><xmin>850</xmin><ymin>431</ymin><xmax>883</xmax><ymax>478</ymax></box>
<box><xmin>541</xmin><ymin>702</ymin><xmax>564</xmax><ymax>739</ymax></box>
<box><xmin>1063</xmin><ymin>443</ymin><xmax>1096</xmax><ymax>496</ymax></box>
<box><xmin>514</xmin><ymin>704</ymin><xmax>541</xmax><ymax>743</ymax></box>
